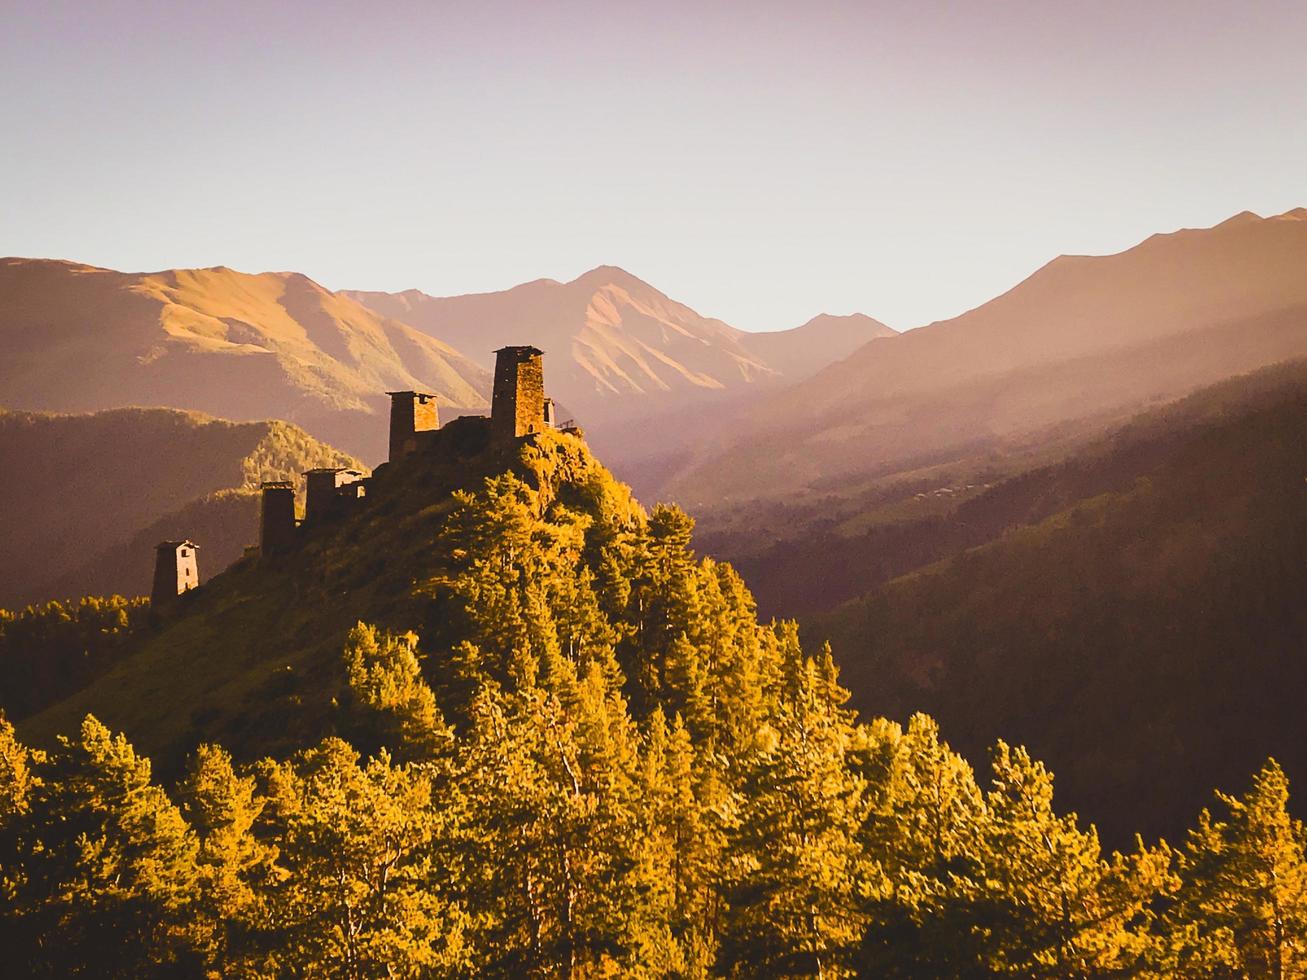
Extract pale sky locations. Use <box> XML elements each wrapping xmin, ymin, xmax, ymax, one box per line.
<box><xmin>3</xmin><ymin>0</ymin><xmax>1305</xmax><ymax>331</ymax></box>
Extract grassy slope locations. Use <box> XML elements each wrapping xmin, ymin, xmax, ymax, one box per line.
<box><xmin>808</xmin><ymin>361</ymin><xmax>1307</xmax><ymax>842</ymax></box>
<box><xmin>0</xmin><ymin>407</ymin><xmax>360</xmax><ymax>606</ymax></box>
<box><xmin>20</xmin><ymin>428</ymin><xmax>638</xmax><ymax>772</ymax></box>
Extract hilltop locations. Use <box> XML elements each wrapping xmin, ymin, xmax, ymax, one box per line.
<box><xmin>18</xmin><ymin>424</ymin><xmax>642</xmax><ymax>768</ymax></box>
<box><xmin>0</xmin><ymin>259</ymin><xmax>489</xmax><ymax>461</ymax></box>
<box><xmin>0</xmin><ymin>407</ymin><xmax>360</xmax><ymax>607</ymax></box>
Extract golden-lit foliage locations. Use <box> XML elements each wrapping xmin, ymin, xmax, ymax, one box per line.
<box><xmin>3</xmin><ymin>439</ymin><xmax>1304</xmax><ymax>977</ymax></box>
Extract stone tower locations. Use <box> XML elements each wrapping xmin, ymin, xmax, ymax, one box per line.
<box><xmin>304</xmin><ymin>467</ymin><xmax>366</xmax><ymax>523</ymax></box>
<box><xmin>491</xmin><ymin>345</ymin><xmax>546</xmax><ymax>440</ymax></box>
<box><xmin>386</xmin><ymin>391</ymin><xmax>439</xmax><ymax>462</ymax></box>
<box><xmin>151</xmin><ymin>540</ymin><xmax>199</xmax><ymax>608</ymax></box>
<box><xmin>260</xmin><ymin>481</ymin><xmax>297</xmax><ymax>555</ymax></box>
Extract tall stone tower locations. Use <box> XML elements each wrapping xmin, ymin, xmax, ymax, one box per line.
<box><xmin>151</xmin><ymin>540</ymin><xmax>199</xmax><ymax>609</ymax></box>
<box><xmin>386</xmin><ymin>391</ymin><xmax>439</xmax><ymax>462</ymax></box>
<box><xmin>491</xmin><ymin>345</ymin><xmax>546</xmax><ymax>440</ymax></box>
<box><xmin>260</xmin><ymin>481</ymin><xmax>297</xmax><ymax>555</ymax></box>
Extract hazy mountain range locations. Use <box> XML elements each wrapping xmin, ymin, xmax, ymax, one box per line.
<box><xmin>0</xmin><ymin>257</ymin><xmax>888</xmax><ymax>466</ymax></box>
<box><xmin>3</xmin><ymin>207</ymin><xmax>1306</xmax><ymax>614</ymax></box>
<box><xmin>345</xmin><ymin>271</ymin><xmax>893</xmax><ymax>414</ymax></box>
<box><xmin>663</xmin><ymin>207</ymin><xmax>1307</xmax><ymax>511</ymax></box>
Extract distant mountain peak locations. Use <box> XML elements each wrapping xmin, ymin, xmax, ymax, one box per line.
<box><xmin>793</xmin><ymin>312</ymin><xmax>896</xmax><ymax>334</ymax></box>
<box><xmin>1215</xmin><ymin>210</ymin><xmax>1264</xmax><ymax>228</ymax></box>
<box><xmin>569</xmin><ymin>264</ymin><xmax>651</xmax><ymax>291</ymax></box>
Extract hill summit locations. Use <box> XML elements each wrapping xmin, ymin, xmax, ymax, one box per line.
<box><xmin>21</xmin><ymin>346</ymin><xmax>644</xmax><ymax>763</ymax></box>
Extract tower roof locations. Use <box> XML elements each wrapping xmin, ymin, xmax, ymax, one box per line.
<box><xmin>156</xmin><ymin>540</ymin><xmax>199</xmax><ymax>551</ymax></box>
<box><xmin>385</xmin><ymin>390</ymin><xmax>437</xmax><ymax>399</ymax></box>
<box><xmin>494</xmin><ymin>345</ymin><xmax>544</xmax><ymax>357</ymax></box>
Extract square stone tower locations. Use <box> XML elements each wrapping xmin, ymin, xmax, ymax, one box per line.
<box><xmin>386</xmin><ymin>391</ymin><xmax>439</xmax><ymax>462</ymax></box>
<box><xmin>491</xmin><ymin>346</ymin><xmax>546</xmax><ymax>440</ymax></box>
<box><xmin>260</xmin><ymin>481</ymin><xmax>297</xmax><ymax>555</ymax></box>
<box><xmin>151</xmin><ymin>540</ymin><xmax>199</xmax><ymax>609</ymax></box>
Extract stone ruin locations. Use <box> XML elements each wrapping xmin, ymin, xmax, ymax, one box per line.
<box><xmin>152</xmin><ymin>345</ymin><xmax>572</xmax><ymax>608</ymax></box>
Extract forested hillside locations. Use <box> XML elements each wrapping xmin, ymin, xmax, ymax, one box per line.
<box><xmin>724</xmin><ymin>358</ymin><xmax>1307</xmax><ymax>619</ymax></box>
<box><xmin>3</xmin><ymin>426</ymin><xmax>1305</xmax><ymax>977</ymax></box>
<box><xmin>811</xmin><ymin>362</ymin><xmax>1307</xmax><ymax>843</ymax></box>
<box><xmin>0</xmin><ymin>407</ymin><xmax>360</xmax><ymax>607</ymax></box>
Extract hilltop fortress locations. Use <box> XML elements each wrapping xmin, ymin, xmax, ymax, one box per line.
<box><xmin>151</xmin><ymin>345</ymin><xmax>571</xmax><ymax>609</ymax></box>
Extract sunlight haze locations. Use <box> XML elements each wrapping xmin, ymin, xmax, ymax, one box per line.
<box><xmin>3</xmin><ymin>0</ymin><xmax>1305</xmax><ymax>330</ymax></box>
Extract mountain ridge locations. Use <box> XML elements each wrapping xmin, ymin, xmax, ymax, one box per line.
<box><xmin>663</xmin><ymin>207</ymin><xmax>1307</xmax><ymax>509</ymax></box>
<box><xmin>0</xmin><ymin>258</ymin><xmax>490</xmax><ymax>462</ymax></box>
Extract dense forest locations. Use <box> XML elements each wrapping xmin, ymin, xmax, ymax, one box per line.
<box><xmin>0</xmin><ymin>596</ymin><xmax>148</xmax><ymax>721</ymax></box>
<box><xmin>2</xmin><ymin>430</ymin><xmax>1305</xmax><ymax>976</ymax></box>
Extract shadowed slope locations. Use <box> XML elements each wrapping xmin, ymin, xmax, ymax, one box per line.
<box><xmin>808</xmin><ymin>360</ymin><xmax>1307</xmax><ymax>843</ymax></box>
<box><xmin>19</xmin><ymin>428</ymin><xmax>641</xmax><ymax>768</ymax></box>
<box><xmin>0</xmin><ymin>407</ymin><xmax>360</xmax><ymax>606</ymax></box>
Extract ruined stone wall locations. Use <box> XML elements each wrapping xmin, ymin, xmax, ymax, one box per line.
<box><xmin>305</xmin><ymin>468</ymin><xmax>364</xmax><ymax>524</ymax></box>
<box><xmin>388</xmin><ymin>392</ymin><xmax>439</xmax><ymax>461</ymax></box>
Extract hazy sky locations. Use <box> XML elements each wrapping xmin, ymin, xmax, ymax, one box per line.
<box><xmin>3</xmin><ymin>0</ymin><xmax>1305</xmax><ymax>331</ymax></box>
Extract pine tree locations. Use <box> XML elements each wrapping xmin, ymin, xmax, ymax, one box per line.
<box><xmin>854</xmin><ymin>713</ymin><xmax>985</xmax><ymax>978</ymax></box>
<box><xmin>342</xmin><ymin>621</ymin><xmax>451</xmax><ymax>761</ymax></box>
<box><xmin>641</xmin><ymin>708</ymin><xmax>723</xmax><ymax>977</ymax></box>
<box><xmin>176</xmin><ymin>743</ymin><xmax>275</xmax><ymax>974</ymax></box>
<box><xmin>718</xmin><ymin>635</ymin><xmax>869</xmax><ymax>978</ymax></box>
<box><xmin>13</xmin><ymin>715</ymin><xmax>201</xmax><ymax>976</ymax></box>
<box><xmin>256</xmin><ymin>737</ymin><xmax>470</xmax><ymax>978</ymax></box>
<box><xmin>0</xmin><ymin>713</ymin><xmax>39</xmax><ymax>958</ymax></box>
<box><xmin>0</xmin><ymin>710</ymin><xmax>35</xmax><ymax>823</ymax></box>
<box><xmin>1163</xmin><ymin>759</ymin><xmax>1307</xmax><ymax>979</ymax></box>
<box><xmin>967</xmin><ymin>742</ymin><xmax>1169</xmax><ymax>978</ymax></box>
